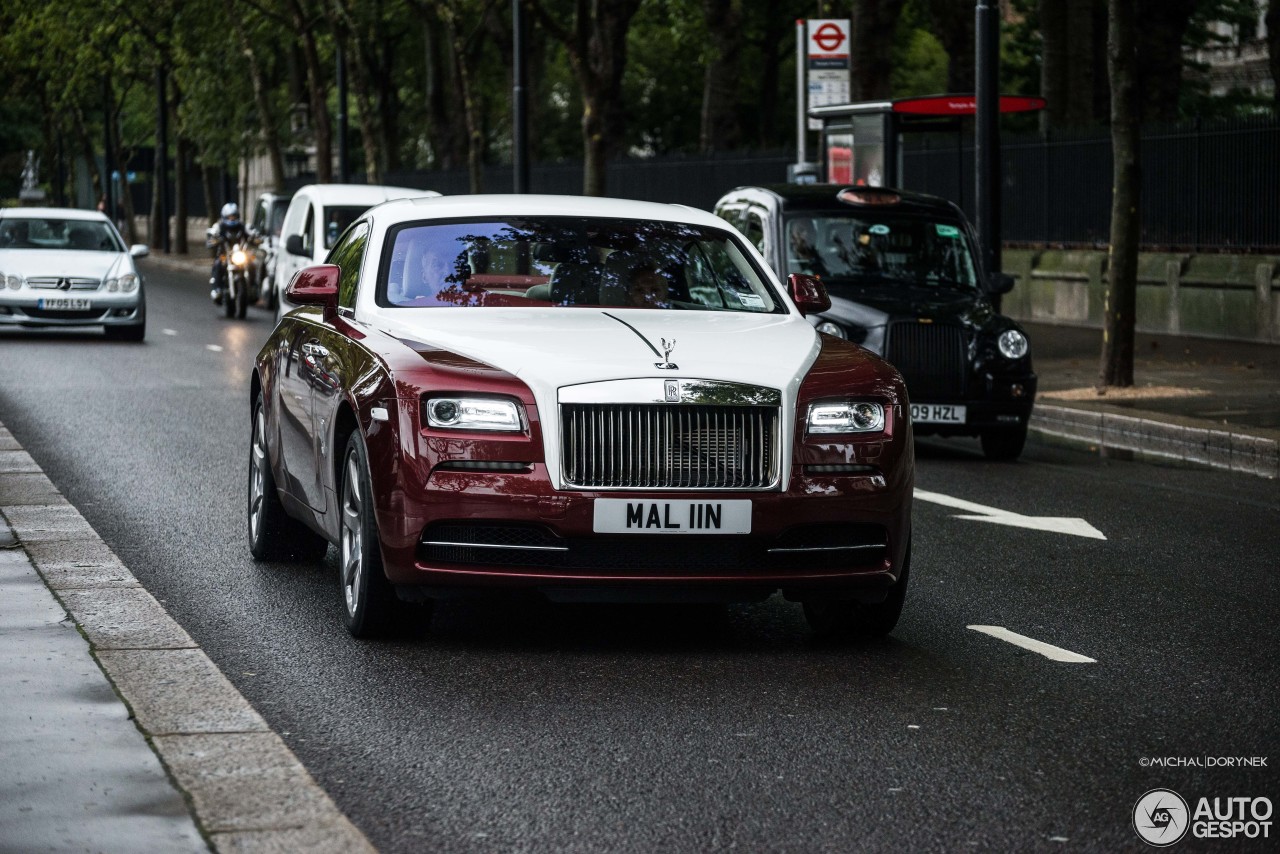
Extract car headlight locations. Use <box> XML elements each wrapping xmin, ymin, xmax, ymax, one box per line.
<box><xmin>231</xmin><ymin>249</ymin><xmax>248</xmax><ymax>266</ymax></box>
<box><xmin>104</xmin><ymin>273</ymin><xmax>139</xmax><ymax>293</ymax></box>
<box><xmin>104</xmin><ymin>277</ymin><xmax>119</xmax><ymax>292</ymax></box>
<box><xmin>3</xmin><ymin>273</ymin><xmax>21</xmax><ymax>290</ymax></box>
<box><xmin>815</xmin><ymin>321</ymin><xmax>846</xmax><ymax>339</ymax></box>
<box><xmin>425</xmin><ymin>396</ymin><xmax>524</xmax><ymax>431</ymax></box>
<box><xmin>807</xmin><ymin>401</ymin><xmax>884</xmax><ymax>434</ymax></box>
<box><xmin>997</xmin><ymin>329</ymin><xmax>1028</xmax><ymax>359</ymax></box>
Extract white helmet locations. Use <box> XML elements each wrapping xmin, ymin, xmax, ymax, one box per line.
<box><xmin>220</xmin><ymin>202</ymin><xmax>239</xmax><ymax>219</ymax></box>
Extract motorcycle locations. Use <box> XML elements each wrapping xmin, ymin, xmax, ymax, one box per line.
<box><xmin>208</xmin><ymin>229</ymin><xmax>258</xmax><ymax>319</ymax></box>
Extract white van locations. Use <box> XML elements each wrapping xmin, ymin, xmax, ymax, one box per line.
<box><xmin>274</xmin><ymin>184</ymin><xmax>439</xmax><ymax>318</ymax></box>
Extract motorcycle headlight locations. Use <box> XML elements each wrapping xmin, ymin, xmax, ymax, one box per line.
<box><xmin>807</xmin><ymin>401</ymin><xmax>884</xmax><ymax>434</ymax></box>
<box><xmin>3</xmin><ymin>273</ymin><xmax>21</xmax><ymax>290</ymax></box>
<box><xmin>425</xmin><ymin>396</ymin><xmax>524</xmax><ymax>432</ymax></box>
<box><xmin>997</xmin><ymin>329</ymin><xmax>1029</xmax><ymax>359</ymax></box>
<box><xmin>231</xmin><ymin>249</ymin><xmax>248</xmax><ymax>266</ymax></box>
<box><xmin>815</xmin><ymin>321</ymin><xmax>846</xmax><ymax>339</ymax></box>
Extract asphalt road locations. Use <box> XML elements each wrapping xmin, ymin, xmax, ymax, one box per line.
<box><xmin>2</xmin><ymin>261</ymin><xmax>1277</xmax><ymax>852</ymax></box>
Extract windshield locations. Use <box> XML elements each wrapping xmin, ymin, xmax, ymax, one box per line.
<box><xmin>269</xmin><ymin>200</ymin><xmax>290</xmax><ymax>237</ymax></box>
<box><xmin>379</xmin><ymin>217</ymin><xmax>784</xmax><ymax>313</ymax></box>
<box><xmin>324</xmin><ymin>205</ymin><xmax>370</xmax><ymax>249</ymax></box>
<box><xmin>785</xmin><ymin>214</ymin><xmax>978</xmax><ymax>290</ymax></box>
<box><xmin>0</xmin><ymin>217</ymin><xmax>123</xmax><ymax>252</ymax></box>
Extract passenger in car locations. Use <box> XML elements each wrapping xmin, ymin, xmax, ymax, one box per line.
<box><xmin>788</xmin><ymin>219</ymin><xmax>829</xmax><ymax>278</ymax></box>
<box><xmin>627</xmin><ymin>265</ymin><xmax>673</xmax><ymax>309</ymax></box>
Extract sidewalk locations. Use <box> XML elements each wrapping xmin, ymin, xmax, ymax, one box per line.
<box><xmin>1024</xmin><ymin>321</ymin><xmax>1280</xmax><ymax>478</ymax></box>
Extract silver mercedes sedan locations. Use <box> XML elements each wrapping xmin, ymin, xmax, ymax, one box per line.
<box><xmin>0</xmin><ymin>207</ymin><xmax>149</xmax><ymax>340</ymax></box>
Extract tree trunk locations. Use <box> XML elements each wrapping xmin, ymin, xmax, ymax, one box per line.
<box><xmin>925</xmin><ymin>0</ymin><xmax>975</xmax><ymax>93</ymax></box>
<box><xmin>286</xmin><ymin>0</ymin><xmax>333</xmax><ymax>182</ymax></box>
<box><xmin>443</xmin><ymin>6</ymin><xmax>484</xmax><ymax>192</ymax></box>
<box><xmin>699</xmin><ymin>0</ymin><xmax>744</xmax><ymax>153</ymax></box>
<box><xmin>200</xmin><ymin>161</ymin><xmax>217</xmax><ymax>225</ymax></box>
<box><xmin>174</xmin><ymin>134</ymin><xmax>189</xmax><ymax>254</ymax></box>
<box><xmin>73</xmin><ymin>107</ymin><xmax>104</xmax><ymax>205</ymax></box>
<box><xmin>1134</xmin><ymin>0</ymin><xmax>1197</xmax><ymax>122</ymax></box>
<box><xmin>850</xmin><ymin>0</ymin><xmax>903</xmax><ymax>101</ymax></box>
<box><xmin>346</xmin><ymin>47</ymin><xmax>384</xmax><ymax>184</ymax></box>
<box><xmin>109</xmin><ymin>84</ymin><xmax>139</xmax><ymax>245</ymax></box>
<box><xmin>753</xmin><ymin>0</ymin><xmax>788</xmax><ymax>148</ymax></box>
<box><xmin>531</xmin><ymin>0</ymin><xmax>643</xmax><ymax>197</ymax></box>
<box><xmin>1268</xmin><ymin>0</ymin><xmax>1280</xmax><ymax>117</ymax></box>
<box><xmin>1100</xmin><ymin>0</ymin><xmax>1140</xmax><ymax>389</ymax></box>
<box><xmin>227</xmin><ymin>0</ymin><xmax>286</xmax><ymax>191</ymax></box>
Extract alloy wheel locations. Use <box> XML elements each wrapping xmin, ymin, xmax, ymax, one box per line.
<box><xmin>341</xmin><ymin>452</ymin><xmax>364</xmax><ymax>616</ymax></box>
<box><xmin>249</xmin><ymin>409</ymin><xmax>267</xmax><ymax>543</ymax></box>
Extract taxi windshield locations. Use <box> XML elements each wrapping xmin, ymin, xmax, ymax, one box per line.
<box><xmin>785</xmin><ymin>214</ymin><xmax>979</xmax><ymax>291</ymax></box>
<box><xmin>379</xmin><ymin>217</ymin><xmax>784</xmax><ymax>313</ymax></box>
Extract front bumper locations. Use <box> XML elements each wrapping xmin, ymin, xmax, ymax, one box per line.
<box><xmin>909</xmin><ymin>372</ymin><xmax>1037</xmax><ymax>436</ymax></box>
<box><xmin>373</xmin><ymin>466</ymin><xmax>913</xmax><ymax>598</ymax></box>
<box><xmin>0</xmin><ymin>292</ymin><xmax>143</xmax><ymax>327</ymax></box>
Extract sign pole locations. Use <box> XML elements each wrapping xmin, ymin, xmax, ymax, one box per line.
<box><xmin>795</xmin><ymin>19</ymin><xmax>806</xmax><ymax>169</ymax></box>
<box><xmin>975</xmin><ymin>0</ymin><xmax>1002</xmax><ymax>282</ymax></box>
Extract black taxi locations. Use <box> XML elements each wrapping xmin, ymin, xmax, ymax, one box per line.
<box><xmin>714</xmin><ymin>184</ymin><xmax>1036</xmax><ymax>460</ymax></box>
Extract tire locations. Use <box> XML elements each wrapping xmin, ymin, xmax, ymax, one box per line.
<box><xmin>248</xmin><ymin>394</ymin><xmax>329</xmax><ymax>562</ymax></box>
<box><xmin>235</xmin><ymin>277</ymin><xmax>248</xmax><ymax>319</ymax></box>
<box><xmin>339</xmin><ymin>431</ymin><xmax>423</xmax><ymax>638</ymax></box>
<box><xmin>104</xmin><ymin>319</ymin><xmax>145</xmax><ymax>342</ymax></box>
<box><xmin>803</xmin><ymin>543</ymin><xmax>911</xmax><ymax>639</ymax></box>
<box><xmin>224</xmin><ymin>283</ymin><xmax>237</xmax><ymax>318</ymax></box>
<box><xmin>980</xmin><ymin>424</ymin><xmax>1028</xmax><ymax>461</ymax></box>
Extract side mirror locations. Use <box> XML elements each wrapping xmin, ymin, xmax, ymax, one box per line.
<box><xmin>129</xmin><ymin>244</ymin><xmax>150</xmax><ymax>258</ymax></box>
<box><xmin>285</xmin><ymin>264</ymin><xmax>339</xmax><ymax>319</ymax></box>
<box><xmin>285</xmin><ymin>234</ymin><xmax>306</xmax><ymax>257</ymax></box>
<box><xmin>787</xmin><ymin>273</ymin><xmax>831</xmax><ymax>316</ymax></box>
<box><xmin>986</xmin><ymin>272</ymin><xmax>1015</xmax><ymax>295</ymax></box>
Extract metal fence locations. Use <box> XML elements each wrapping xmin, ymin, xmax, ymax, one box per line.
<box><xmin>901</xmin><ymin>116</ymin><xmax>1280</xmax><ymax>252</ymax></box>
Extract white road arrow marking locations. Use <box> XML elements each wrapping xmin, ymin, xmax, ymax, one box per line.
<box><xmin>914</xmin><ymin>488</ymin><xmax>1106</xmax><ymax>540</ymax></box>
<box><xmin>968</xmin><ymin>625</ymin><xmax>1096</xmax><ymax>663</ymax></box>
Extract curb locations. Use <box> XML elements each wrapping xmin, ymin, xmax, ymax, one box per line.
<box><xmin>0</xmin><ymin>423</ymin><xmax>375</xmax><ymax>853</ymax></box>
<box><xmin>1030</xmin><ymin>402</ymin><xmax>1280</xmax><ymax>479</ymax></box>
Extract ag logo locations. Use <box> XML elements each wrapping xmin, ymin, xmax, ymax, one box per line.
<box><xmin>1133</xmin><ymin>788</ymin><xmax>1189</xmax><ymax>847</ymax></box>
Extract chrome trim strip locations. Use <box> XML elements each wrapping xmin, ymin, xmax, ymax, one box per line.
<box><xmin>559</xmin><ymin>378</ymin><xmax>781</xmax><ymax>407</ymax></box>
<box><xmin>766</xmin><ymin>544</ymin><xmax>886</xmax><ymax>554</ymax></box>
<box><xmin>421</xmin><ymin>540</ymin><xmax>569</xmax><ymax>552</ymax></box>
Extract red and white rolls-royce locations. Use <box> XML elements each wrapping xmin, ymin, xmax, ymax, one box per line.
<box><xmin>248</xmin><ymin>195</ymin><xmax>914</xmax><ymax>638</ymax></box>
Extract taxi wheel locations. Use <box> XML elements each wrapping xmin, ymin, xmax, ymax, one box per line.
<box><xmin>980</xmin><ymin>425</ymin><xmax>1028</xmax><ymax>461</ymax></box>
<box><xmin>248</xmin><ymin>395</ymin><xmax>329</xmax><ymax>562</ymax></box>
<box><xmin>339</xmin><ymin>431</ymin><xmax>425</xmax><ymax>638</ymax></box>
<box><xmin>803</xmin><ymin>546</ymin><xmax>910</xmax><ymax>639</ymax></box>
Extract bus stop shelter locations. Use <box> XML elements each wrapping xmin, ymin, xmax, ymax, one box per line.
<box><xmin>809</xmin><ymin>95</ymin><xmax>1045</xmax><ymax>188</ymax></box>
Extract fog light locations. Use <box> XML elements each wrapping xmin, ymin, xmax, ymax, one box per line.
<box><xmin>1010</xmin><ymin>383</ymin><xmax>1025</xmax><ymax>398</ymax></box>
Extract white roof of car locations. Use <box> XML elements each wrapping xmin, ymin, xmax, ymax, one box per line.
<box><xmin>0</xmin><ymin>207</ymin><xmax>110</xmax><ymax>222</ymax></box>
<box><xmin>373</xmin><ymin>193</ymin><xmax>725</xmax><ymax>230</ymax></box>
<box><xmin>292</xmin><ymin>184</ymin><xmax>440</xmax><ymax>205</ymax></box>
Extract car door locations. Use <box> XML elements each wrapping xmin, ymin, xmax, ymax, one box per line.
<box><xmin>275</xmin><ymin>316</ymin><xmax>325</xmax><ymax>511</ymax></box>
<box><xmin>303</xmin><ymin>221</ymin><xmax>370</xmax><ymax>520</ymax></box>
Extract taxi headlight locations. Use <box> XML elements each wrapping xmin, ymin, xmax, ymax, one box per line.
<box><xmin>425</xmin><ymin>397</ymin><xmax>523</xmax><ymax>432</ymax></box>
<box><xmin>997</xmin><ymin>329</ymin><xmax>1029</xmax><ymax>359</ymax></box>
<box><xmin>807</xmin><ymin>401</ymin><xmax>884</xmax><ymax>434</ymax></box>
<box><xmin>815</xmin><ymin>321</ymin><xmax>846</xmax><ymax>339</ymax></box>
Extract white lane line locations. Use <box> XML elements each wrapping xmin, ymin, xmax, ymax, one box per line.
<box><xmin>967</xmin><ymin>625</ymin><xmax>1096</xmax><ymax>663</ymax></box>
<box><xmin>205</xmin><ymin>344</ymin><xmax>223</xmax><ymax>352</ymax></box>
<box><xmin>162</xmin><ymin>328</ymin><xmax>177</xmax><ymax>336</ymax></box>
<box><xmin>915</xmin><ymin>488</ymin><xmax>1107</xmax><ymax>540</ymax></box>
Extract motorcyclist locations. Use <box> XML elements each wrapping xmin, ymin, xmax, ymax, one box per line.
<box><xmin>207</xmin><ymin>202</ymin><xmax>252</xmax><ymax>305</ymax></box>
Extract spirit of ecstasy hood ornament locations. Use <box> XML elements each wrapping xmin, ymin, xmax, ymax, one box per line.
<box><xmin>655</xmin><ymin>337</ymin><xmax>678</xmax><ymax>370</ymax></box>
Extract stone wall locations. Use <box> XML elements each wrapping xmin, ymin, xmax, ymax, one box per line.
<box><xmin>1002</xmin><ymin>249</ymin><xmax>1280</xmax><ymax>343</ymax></box>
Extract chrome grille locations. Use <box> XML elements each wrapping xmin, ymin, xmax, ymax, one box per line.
<box><xmin>26</xmin><ymin>277</ymin><xmax>101</xmax><ymax>290</ymax></box>
<box><xmin>884</xmin><ymin>322</ymin><xmax>968</xmax><ymax>400</ymax></box>
<box><xmin>561</xmin><ymin>404</ymin><xmax>779</xmax><ymax>490</ymax></box>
